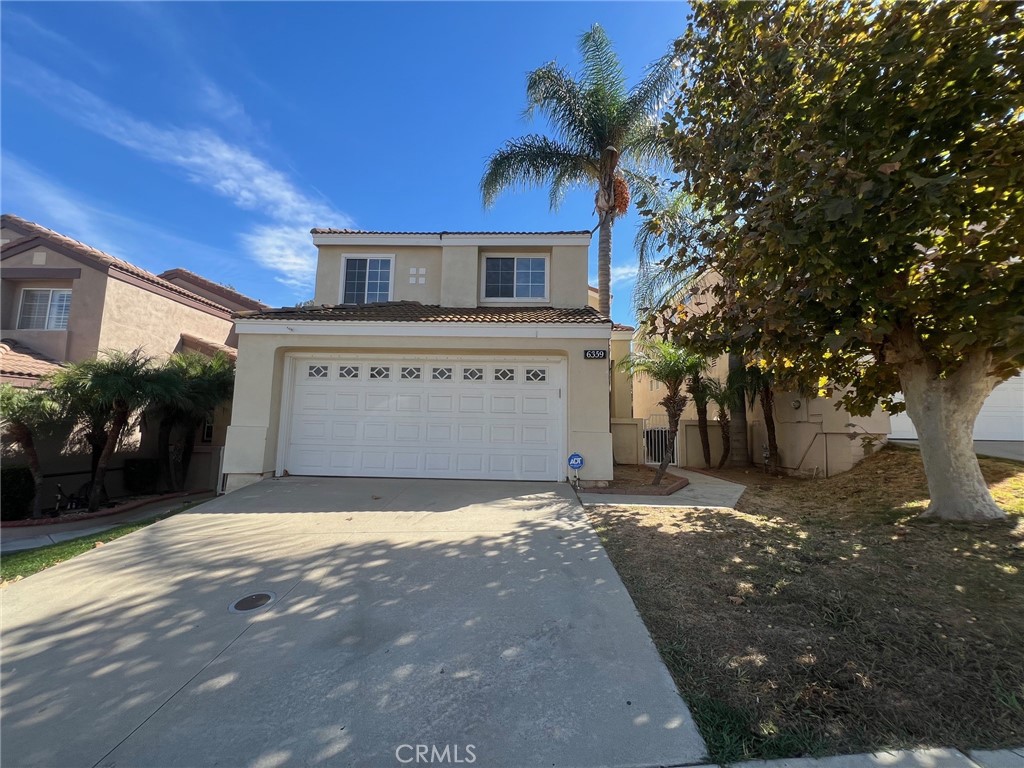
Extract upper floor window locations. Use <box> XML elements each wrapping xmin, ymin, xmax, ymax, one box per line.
<box><xmin>483</xmin><ymin>256</ymin><xmax>547</xmax><ymax>300</ymax></box>
<box><xmin>18</xmin><ymin>288</ymin><xmax>71</xmax><ymax>330</ymax></box>
<box><xmin>342</xmin><ymin>256</ymin><xmax>392</xmax><ymax>304</ymax></box>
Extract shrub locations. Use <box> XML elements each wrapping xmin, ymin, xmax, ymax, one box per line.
<box><xmin>123</xmin><ymin>458</ymin><xmax>160</xmax><ymax>495</ymax></box>
<box><xmin>1</xmin><ymin>467</ymin><xmax>35</xmax><ymax>520</ymax></box>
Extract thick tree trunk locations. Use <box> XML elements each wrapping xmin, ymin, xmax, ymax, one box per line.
<box><xmin>695</xmin><ymin>399</ymin><xmax>712</xmax><ymax>469</ymax></box>
<box><xmin>90</xmin><ymin>410</ymin><xmax>128</xmax><ymax>512</ymax></box>
<box><xmin>716</xmin><ymin>408</ymin><xmax>731</xmax><ymax>470</ymax></box>
<box><xmin>760</xmin><ymin>384</ymin><xmax>780</xmax><ymax>473</ymax></box>
<box><xmin>726</xmin><ymin>352</ymin><xmax>750</xmax><ymax>467</ymax></box>
<box><xmin>900</xmin><ymin>357</ymin><xmax>1005</xmax><ymax>520</ymax></box>
<box><xmin>597</xmin><ymin>211</ymin><xmax>613</xmax><ymax>318</ymax></box>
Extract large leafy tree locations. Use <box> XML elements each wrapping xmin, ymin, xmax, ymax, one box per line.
<box><xmin>482</xmin><ymin>24</ymin><xmax>677</xmax><ymax>317</ymax></box>
<box><xmin>662</xmin><ymin>1</ymin><xmax>1024</xmax><ymax>520</ymax></box>
<box><xmin>0</xmin><ymin>384</ymin><xmax>61</xmax><ymax>518</ymax></box>
<box><xmin>52</xmin><ymin>350</ymin><xmax>181</xmax><ymax>512</ymax></box>
<box><xmin>619</xmin><ymin>340</ymin><xmax>706</xmax><ymax>484</ymax></box>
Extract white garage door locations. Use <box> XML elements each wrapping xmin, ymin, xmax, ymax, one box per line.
<box><xmin>283</xmin><ymin>355</ymin><xmax>566</xmax><ymax>480</ymax></box>
<box><xmin>889</xmin><ymin>373</ymin><xmax>1024</xmax><ymax>441</ymax></box>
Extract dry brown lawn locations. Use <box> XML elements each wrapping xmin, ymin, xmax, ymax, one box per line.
<box><xmin>587</xmin><ymin>446</ymin><xmax>1024</xmax><ymax>763</ymax></box>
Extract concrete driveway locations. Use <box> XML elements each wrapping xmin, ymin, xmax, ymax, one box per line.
<box><xmin>1</xmin><ymin>477</ymin><xmax>705</xmax><ymax>768</ymax></box>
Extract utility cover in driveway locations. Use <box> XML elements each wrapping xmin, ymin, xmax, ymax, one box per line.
<box><xmin>1</xmin><ymin>477</ymin><xmax>706</xmax><ymax>768</ymax></box>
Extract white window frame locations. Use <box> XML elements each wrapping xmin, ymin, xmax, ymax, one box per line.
<box><xmin>339</xmin><ymin>254</ymin><xmax>395</xmax><ymax>304</ymax></box>
<box><xmin>17</xmin><ymin>287</ymin><xmax>72</xmax><ymax>330</ymax></box>
<box><xmin>479</xmin><ymin>253</ymin><xmax>550</xmax><ymax>303</ymax></box>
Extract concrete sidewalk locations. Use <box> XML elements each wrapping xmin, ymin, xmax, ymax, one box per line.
<box><xmin>578</xmin><ymin>466</ymin><xmax>746</xmax><ymax>509</ymax></box>
<box><xmin>0</xmin><ymin>494</ymin><xmax>214</xmax><ymax>553</ymax></box>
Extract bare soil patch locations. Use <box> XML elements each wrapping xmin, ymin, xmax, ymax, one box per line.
<box><xmin>587</xmin><ymin>446</ymin><xmax>1024</xmax><ymax>762</ymax></box>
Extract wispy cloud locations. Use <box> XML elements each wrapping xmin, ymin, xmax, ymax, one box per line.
<box><xmin>0</xmin><ymin>9</ymin><xmax>110</xmax><ymax>75</ymax></box>
<box><xmin>3</xmin><ymin>53</ymin><xmax>349</xmax><ymax>292</ymax></box>
<box><xmin>2</xmin><ymin>153</ymin><xmax>266</xmax><ymax>294</ymax></box>
<box><xmin>590</xmin><ymin>264</ymin><xmax>640</xmax><ymax>290</ymax></box>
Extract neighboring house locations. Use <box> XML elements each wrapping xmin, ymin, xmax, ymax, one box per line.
<box><xmin>630</xmin><ymin>269</ymin><xmax>891</xmax><ymax>477</ymax></box>
<box><xmin>0</xmin><ymin>213</ymin><xmax>261</xmax><ymax>497</ymax></box>
<box><xmin>888</xmin><ymin>373</ymin><xmax>1024</xmax><ymax>444</ymax></box>
<box><xmin>222</xmin><ymin>229</ymin><xmax>614</xmax><ymax>492</ymax></box>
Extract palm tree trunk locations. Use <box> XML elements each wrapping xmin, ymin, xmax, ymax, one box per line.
<box><xmin>696</xmin><ymin>399</ymin><xmax>712</xmax><ymax>469</ymax></box>
<box><xmin>726</xmin><ymin>352</ymin><xmax>750</xmax><ymax>467</ymax></box>
<box><xmin>178</xmin><ymin>421</ymin><xmax>199</xmax><ymax>491</ymax></box>
<box><xmin>13</xmin><ymin>427</ymin><xmax>45</xmax><ymax>519</ymax></box>
<box><xmin>597</xmin><ymin>211</ymin><xmax>613</xmax><ymax>317</ymax></box>
<box><xmin>760</xmin><ymin>383</ymin><xmax>780</xmax><ymax>473</ymax></box>
<box><xmin>90</xmin><ymin>410</ymin><xmax>127</xmax><ymax>512</ymax></box>
<box><xmin>654</xmin><ymin>394</ymin><xmax>686</xmax><ymax>485</ymax></box>
<box><xmin>716</xmin><ymin>408</ymin><xmax>732</xmax><ymax>470</ymax></box>
<box><xmin>157</xmin><ymin>416</ymin><xmax>174</xmax><ymax>492</ymax></box>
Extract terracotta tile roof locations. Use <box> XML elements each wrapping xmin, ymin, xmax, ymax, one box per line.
<box><xmin>159</xmin><ymin>268</ymin><xmax>268</xmax><ymax>311</ymax></box>
<box><xmin>235</xmin><ymin>301</ymin><xmax>610</xmax><ymax>325</ymax></box>
<box><xmin>310</xmin><ymin>228</ymin><xmax>591</xmax><ymax>236</ymax></box>
<box><xmin>612</xmin><ymin>323</ymin><xmax>636</xmax><ymax>332</ymax></box>
<box><xmin>1</xmin><ymin>214</ymin><xmax>229</xmax><ymax>315</ymax></box>
<box><xmin>179</xmin><ymin>333</ymin><xmax>238</xmax><ymax>361</ymax></box>
<box><xmin>0</xmin><ymin>338</ymin><xmax>62</xmax><ymax>385</ymax></box>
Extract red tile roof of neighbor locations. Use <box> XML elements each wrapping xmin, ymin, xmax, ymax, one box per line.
<box><xmin>1</xmin><ymin>215</ymin><xmax>256</xmax><ymax>315</ymax></box>
<box><xmin>179</xmin><ymin>333</ymin><xmax>238</xmax><ymax>361</ymax></box>
<box><xmin>158</xmin><ymin>268</ymin><xmax>268</xmax><ymax>311</ymax></box>
<box><xmin>612</xmin><ymin>323</ymin><xmax>636</xmax><ymax>332</ymax></box>
<box><xmin>235</xmin><ymin>301</ymin><xmax>611</xmax><ymax>325</ymax></box>
<box><xmin>0</xmin><ymin>339</ymin><xmax>62</xmax><ymax>386</ymax></box>
<box><xmin>311</xmin><ymin>228</ymin><xmax>592</xmax><ymax>236</ymax></box>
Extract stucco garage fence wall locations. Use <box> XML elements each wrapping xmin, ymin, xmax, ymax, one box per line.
<box><xmin>223</xmin><ymin>330</ymin><xmax>614</xmax><ymax>491</ymax></box>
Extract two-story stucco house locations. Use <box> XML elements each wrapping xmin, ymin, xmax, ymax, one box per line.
<box><xmin>0</xmin><ymin>213</ymin><xmax>265</xmax><ymax>497</ymax></box>
<box><xmin>222</xmin><ymin>229</ymin><xmax>616</xmax><ymax>492</ymax></box>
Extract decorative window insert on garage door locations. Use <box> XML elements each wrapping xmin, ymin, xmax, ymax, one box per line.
<box><xmin>279</xmin><ymin>354</ymin><xmax>567</xmax><ymax>481</ymax></box>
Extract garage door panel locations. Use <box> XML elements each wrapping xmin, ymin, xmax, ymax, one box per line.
<box><xmin>286</xmin><ymin>357</ymin><xmax>565</xmax><ymax>480</ymax></box>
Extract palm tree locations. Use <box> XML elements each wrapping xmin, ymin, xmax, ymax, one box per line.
<box><xmin>51</xmin><ymin>349</ymin><xmax>180</xmax><ymax>511</ymax></box>
<box><xmin>684</xmin><ymin>365</ymin><xmax>714</xmax><ymax>470</ymax></box>
<box><xmin>481</xmin><ymin>24</ymin><xmax>677</xmax><ymax>317</ymax></box>
<box><xmin>618</xmin><ymin>340</ymin><xmax>705</xmax><ymax>485</ymax></box>
<box><xmin>740</xmin><ymin>364</ymin><xmax>780</xmax><ymax>474</ymax></box>
<box><xmin>151</xmin><ymin>352</ymin><xmax>234</xmax><ymax>491</ymax></box>
<box><xmin>706</xmin><ymin>377</ymin><xmax>742</xmax><ymax>470</ymax></box>
<box><xmin>0</xmin><ymin>384</ymin><xmax>61</xmax><ymax>518</ymax></box>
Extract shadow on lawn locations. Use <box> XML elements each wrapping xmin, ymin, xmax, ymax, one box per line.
<box><xmin>588</xmin><ymin>500</ymin><xmax>1024</xmax><ymax>763</ymax></box>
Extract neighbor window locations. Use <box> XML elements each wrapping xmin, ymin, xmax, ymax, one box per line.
<box><xmin>483</xmin><ymin>256</ymin><xmax>547</xmax><ymax>300</ymax></box>
<box><xmin>18</xmin><ymin>288</ymin><xmax>71</xmax><ymax>330</ymax></box>
<box><xmin>342</xmin><ymin>257</ymin><xmax>392</xmax><ymax>304</ymax></box>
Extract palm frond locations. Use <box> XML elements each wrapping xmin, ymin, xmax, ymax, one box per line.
<box><xmin>481</xmin><ymin>135</ymin><xmax>598</xmax><ymax>208</ymax></box>
<box><xmin>621</xmin><ymin>51</ymin><xmax>679</xmax><ymax>128</ymax></box>
<box><xmin>578</xmin><ymin>24</ymin><xmax>626</xmax><ymax>102</ymax></box>
<box><xmin>525</xmin><ymin>63</ymin><xmax>598</xmax><ymax>156</ymax></box>
<box><xmin>622</xmin><ymin>117</ymin><xmax>670</xmax><ymax>168</ymax></box>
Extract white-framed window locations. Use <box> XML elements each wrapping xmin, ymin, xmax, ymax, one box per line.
<box><xmin>342</xmin><ymin>255</ymin><xmax>394</xmax><ymax>304</ymax></box>
<box><xmin>481</xmin><ymin>254</ymin><xmax>548</xmax><ymax>301</ymax></box>
<box><xmin>17</xmin><ymin>288</ymin><xmax>72</xmax><ymax>330</ymax></box>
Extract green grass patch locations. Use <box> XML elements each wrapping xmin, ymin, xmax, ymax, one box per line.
<box><xmin>1</xmin><ymin>502</ymin><xmax>198</xmax><ymax>581</ymax></box>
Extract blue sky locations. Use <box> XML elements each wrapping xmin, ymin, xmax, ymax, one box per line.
<box><xmin>2</xmin><ymin>2</ymin><xmax>687</xmax><ymax>325</ymax></box>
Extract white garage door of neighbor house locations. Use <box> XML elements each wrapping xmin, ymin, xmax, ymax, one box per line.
<box><xmin>284</xmin><ymin>355</ymin><xmax>567</xmax><ymax>480</ymax></box>
<box><xmin>889</xmin><ymin>373</ymin><xmax>1024</xmax><ymax>441</ymax></box>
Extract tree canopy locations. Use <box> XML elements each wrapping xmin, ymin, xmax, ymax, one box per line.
<box><xmin>656</xmin><ymin>0</ymin><xmax>1023</xmax><ymax>519</ymax></box>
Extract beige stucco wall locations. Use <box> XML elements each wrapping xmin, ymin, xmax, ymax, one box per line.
<box><xmin>312</xmin><ymin>243</ymin><xmax>590</xmax><ymax>309</ymax></box>
<box><xmin>611</xmin><ymin>418</ymin><xmax>644</xmax><ymax>465</ymax></box>
<box><xmin>223</xmin><ymin>329</ymin><xmax>613</xmax><ymax>488</ymax></box>
<box><xmin>98</xmin><ymin>277</ymin><xmax>233</xmax><ymax>361</ymax></box>
<box><xmin>610</xmin><ymin>334</ymin><xmax>633</xmax><ymax>419</ymax></box>
<box><xmin>1</xmin><ymin>244</ymin><xmax>109</xmax><ymax>362</ymax></box>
